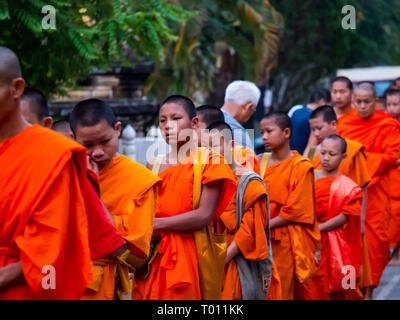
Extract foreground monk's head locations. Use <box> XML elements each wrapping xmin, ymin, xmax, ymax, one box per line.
<box><xmin>222</xmin><ymin>80</ymin><xmax>260</xmax><ymax>125</ymax></box>
<box><xmin>20</xmin><ymin>87</ymin><xmax>53</xmax><ymax>128</ymax></box>
<box><xmin>159</xmin><ymin>95</ymin><xmax>198</xmax><ymax>147</ymax></box>
<box><xmin>0</xmin><ymin>46</ymin><xmax>25</xmax><ymax>123</ymax></box>
<box><xmin>354</xmin><ymin>82</ymin><xmax>376</xmax><ymax>118</ymax></box>
<box><xmin>206</xmin><ymin>121</ymin><xmax>234</xmax><ymax>163</ymax></box>
<box><xmin>319</xmin><ymin>134</ymin><xmax>347</xmax><ymax>174</ymax></box>
<box><xmin>260</xmin><ymin>113</ymin><xmax>292</xmax><ymax>151</ymax></box>
<box><xmin>331</xmin><ymin>76</ymin><xmax>353</xmax><ymax>110</ymax></box>
<box><xmin>309</xmin><ymin>105</ymin><xmax>337</xmax><ymax>144</ymax></box>
<box><xmin>70</xmin><ymin>98</ymin><xmax>121</xmax><ymax>169</ymax></box>
<box><xmin>385</xmin><ymin>89</ymin><xmax>400</xmax><ymax>121</ymax></box>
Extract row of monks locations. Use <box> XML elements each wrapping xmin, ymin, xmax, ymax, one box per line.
<box><xmin>1</xmin><ymin>46</ymin><xmax>400</xmax><ymax>300</ymax></box>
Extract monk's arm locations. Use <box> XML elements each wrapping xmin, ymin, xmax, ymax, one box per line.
<box><xmin>319</xmin><ymin>214</ymin><xmax>348</xmax><ymax>233</ymax></box>
<box><xmin>226</xmin><ymin>240</ymin><xmax>240</xmax><ymax>263</ymax></box>
<box><xmin>269</xmin><ymin>216</ymin><xmax>291</xmax><ymax>229</ymax></box>
<box><xmin>108</xmin><ymin>243</ymin><xmax>129</xmax><ymax>258</ymax></box>
<box><xmin>153</xmin><ymin>180</ymin><xmax>223</xmax><ymax>232</ymax></box>
<box><xmin>0</xmin><ymin>262</ymin><xmax>25</xmax><ymax>292</ymax></box>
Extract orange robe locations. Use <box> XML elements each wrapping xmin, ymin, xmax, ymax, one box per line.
<box><xmin>0</xmin><ymin>125</ymin><xmax>94</xmax><ymax>299</ymax></box>
<box><xmin>261</xmin><ymin>151</ymin><xmax>320</xmax><ymax>300</ymax></box>
<box><xmin>338</xmin><ymin>109</ymin><xmax>400</xmax><ymax>287</ymax></box>
<box><xmin>233</xmin><ymin>145</ymin><xmax>261</xmax><ymax>174</ymax></box>
<box><xmin>220</xmin><ymin>177</ymin><xmax>281</xmax><ymax>300</ymax></box>
<box><xmin>304</xmin><ymin>175</ymin><xmax>363</xmax><ymax>300</ymax></box>
<box><xmin>311</xmin><ymin>137</ymin><xmax>371</xmax><ymax>290</ymax></box>
<box><xmin>82</xmin><ymin>155</ymin><xmax>161</xmax><ymax>300</ymax></box>
<box><xmin>132</xmin><ymin>149</ymin><xmax>236</xmax><ymax>300</ymax></box>
<box><xmin>389</xmin><ymin>119</ymin><xmax>400</xmax><ymax>248</ymax></box>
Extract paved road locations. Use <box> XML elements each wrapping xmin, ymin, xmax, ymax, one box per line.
<box><xmin>374</xmin><ymin>265</ymin><xmax>400</xmax><ymax>300</ymax></box>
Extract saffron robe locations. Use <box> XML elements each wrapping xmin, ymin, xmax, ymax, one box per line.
<box><xmin>261</xmin><ymin>151</ymin><xmax>320</xmax><ymax>300</ymax></box>
<box><xmin>233</xmin><ymin>145</ymin><xmax>261</xmax><ymax>174</ymax></box>
<box><xmin>132</xmin><ymin>149</ymin><xmax>236</xmax><ymax>300</ymax></box>
<box><xmin>338</xmin><ymin>109</ymin><xmax>400</xmax><ymax>287</ymax></box>
<box><xmin>389</xmin><ymin>166</ymin><xmax>400</xmax><ymax>248</ymax></box>
<box><xmin>82</xmin><ymin>155</ymin><xmax>161</xmax><ymax>300</ymax></box>
<box><xmin>303</xmin><ymin>175</ymin><xmax>362</xmax><ymax>299</ymax></box>
<box><xmin>220</xmin><ymin>177</ymin><xmax>281</xmax><ymax>300</ymax></box>
<box><xmin>0</xmin><ymin>125</ymin><xmax>94</xmax><ymax>299</ymax></box>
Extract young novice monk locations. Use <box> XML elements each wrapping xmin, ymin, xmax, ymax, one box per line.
<box><xmin>304</xmin><ymin>135</ymin><xmax>363</xmax><ymax>300</ymax></box>
<box><xmin>257</xmin><ymin>113</ymin><xmax>320</xmax><ymax>300</ymax></box>
<box><xmin>132</xmin><ymin>95</ymin><xmax>236</xmax><ymax>300</ymax></box>
<box><xmin>196</xmin><ymin>105</ymin><xmax>260</xmax><ymax>173</ymax></box>
<box><xmin>204</xmin><ymin>121</ymin><xmax>281</xmax><ymax>300</ymax></box>
<box><xmin>70</xmin><ymin>99</ymin><xmax>161</xmax><ymax>300</ymax></box>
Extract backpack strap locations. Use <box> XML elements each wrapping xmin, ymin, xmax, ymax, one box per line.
<box><xmin>235</xmin><ymin>170</ymin><xmax>272</xmax><ymax>259</ymax></box>
<box><xmin>193</xmin><ymin>147</ymin><xmax>210</xmax><ymax>209</ymax></box>
<box><xmin>307</xmin><ymin>146</ymin><xmax>316</xmax><ymax>161</ymax></box>
<box><xmin>259</xmin><ymin>152</ymin><xmax>271</xmax><ymax>179</ymax></box>
<box><xmin>151</xmin><ymin>154</ymin><xmax>166</xmax><ymax>175</ymax></box>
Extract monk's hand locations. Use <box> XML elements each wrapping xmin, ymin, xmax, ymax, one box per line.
<box><xmin>87</xmin><ymin>156</ymin><xmax>99</xmax><ymax>176</ymax></box>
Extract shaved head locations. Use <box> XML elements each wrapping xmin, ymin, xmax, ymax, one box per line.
<box><xmin>355</xmin><ymin>82</ymin><xmax>376</xmax><ymax>97</ymax></box>
<box><xmin>0</xmin><ymin>46</ymin><xmax>22</xmax><ymax>82</ymax></box>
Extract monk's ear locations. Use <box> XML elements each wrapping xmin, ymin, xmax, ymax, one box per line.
<box><xmin>114</xmin><ymin>121</ymin><xmax>122</xmax><ymax>137</ymax></box>
<box><xmin>42</xmin><ymin>116</ymin><xmax>53</xmax><ymax>129</ymax></box>
<box><xmin>283</xmin><ymin>127</ymin><xmax>291</xmax><ymax>139</ymax></box>
<box><xmin>331</xmin><ymin>120</ymin><xmax>337</xmax><ymax>129</ymax></box>
<box><xmin>70</xmin><ymin>132</ymin><xmax>76</xmax><ymax>140</ymax></box>
<box><xmin>11</xmin><ymin>77</ymin><xmax>25</xmax><ymax>99</ymax></box>
<box><xmin>191</xmin><ymin>116</ymin><xmax>199</xmax><ymax>128</ymax></box>
<box><xmin>341</xmin><ymin>153</ymin><xmax>347</xmax><ymax>162</ymax></box>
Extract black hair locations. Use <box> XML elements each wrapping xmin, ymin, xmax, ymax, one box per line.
<box><xmin>310</xmin><ymin>105</ymin><xmax>337</xmax><ymax>123</ymax></box>
<box><xmin>161</xmin><ymin>95</ymin><xmax>197</xmax><ymax>119</ymax></box>
<box><xmin>21</xmin><ymin>87</ymin><xmax>49</xmax><ymax>120</ymax></box>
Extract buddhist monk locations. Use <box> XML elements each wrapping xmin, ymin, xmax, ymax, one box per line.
<box><xmin>19</xmin><ymin>88</ymin><xmax>129</xmax><ymax>299</ymax></box>
<box><xmin>257</xmin><ymin>113</ymin><xmax>320</xmax><ymax>300</ymax></box>
<box><xmin>196</xmin><ymin>105</ymin><xmax>260</xmax><ymax>173</ymax></box>
<box><xmin>20</xmin><ymin>87</ymin><xmax>53</xmax><ymax>128</ymax></box>
<box><xmin>307</xmin><ymin>105</ymin><xmax>371</xmax><ymax>298</ymax></box>
<box><xmin>338</xmin><ymin>82</ymin><xmax>400</xmax><ymax>299</ymax></box>
<box><xmin>385</xmin><ymin>89</ymin><xmax>400</xmax><ymax>266</ymax></box>
<box><xmin>303</xmin><ymin>135</ymin><xmax>363</xmax><ymax>300</ymax></box>
<box><xmin>0</xmin><ymin>46</ymin><xmax>94</xmax><ymax>299</ymax></box>
<box><xmin>204</xmin><ymin>121</ymin><xmax>281</xmax><ymax>300</ymax></box>
<box><xmin>132</xmin><ymin>95</ymin><xmax>236</xmax><ymax>300</ymax></box>
<box><xmin>70</xmin><ymin>98</ymin><xmax>161</xmax><ymax>300</ymax></box>
<box><xmin>331</xmin><ymin>76</ymin><xmax>353</xmax><ymax>119</ymax></box>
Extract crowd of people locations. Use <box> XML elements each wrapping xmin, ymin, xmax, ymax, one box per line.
<box><xmin>1</xmin><ymin>45</ymin><xmax>400</xmax><ymax>300</ymax></box>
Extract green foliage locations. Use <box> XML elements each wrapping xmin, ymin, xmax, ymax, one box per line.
<box><xmin>0</xmin><ymin>0</ymin><xmax>193</xmax><ymax>96</ymax></box>
<box><xmin>270</xmin><ymin>0</ymin><xmax>400</xmax><ymax>111</ymax></box>
<box><xmin>144</xmin><ymin>0</ymin><xmax>284</xmax><ymax>103</ymax></box>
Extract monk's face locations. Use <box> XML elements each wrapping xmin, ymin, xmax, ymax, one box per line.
<box><xmin>74</xmin><ymin>120</ymin><xmax>121</xmax><ymax>169</ymax></box>
<box><xmin>260</xmin><ymin>118</ymin><xmax>290</xmax><ymax>151</ymax></box>
<box><xmin>309</xmin><ymin>116</ymin><xmax>337</xmax><ymax>145</ymax></box>
<box><xmin>207</xmin><ymin>131</ymin><xmax>233</xmax><ymax>163</ymax></box>
<box><xmin>319</xmin><ymin>139</ymin><xmax>346</xmax><ymax>173</ymax></box>
<box><xmin>331</xmin><ymin>81</ymin><xmax>352</xmax><ymax>109</ymax></box>
<box><xmin>354</xmin><ymin>90</ymin><xmax>376</xmax><ymax>118</ymax></box>
<box><xmin>386</xmin><ymin>95</ymin><xmax>400</xmax><ymax>119</ymax></box>
<box><xmin>159</xmin><ymin>103</ymin><xmax>198</xmax><ymax>147</ymax></box>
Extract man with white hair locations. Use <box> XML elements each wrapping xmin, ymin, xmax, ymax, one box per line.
<box><xmin>221</xmin><ymin>80</ymin><xmax>261</xmax><ymax>150</ymax></box>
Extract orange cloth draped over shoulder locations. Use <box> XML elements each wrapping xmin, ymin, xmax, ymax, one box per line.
<box><xmin>82</xmin><ymin>154</ymin><xmax>161</xmax><ymax>300</ymax></box>
<box><xmin>0</xmin><ymin>125</ymin><xmax>94</xmax><ymax>299</ymax></box>
<box><xmin>311</xmin><ymin>138</ymin><xmax>371</xmax><ymax>188</ymax></box>
<box><xmin>338</xmin><ymin>109</ymin><xmax>400</xmax><ymax>287</ymax></box>
<box><xmin>132</xmin><ymin>149</ymin><xmax>236</xmax><ymax>300</ymax></box>
<box><xmin>233</xmin><ymin>145</ymin><xmax>261</xmax><ymax>174</ymax></box>
<box><xmin>389</xmin><ymin>165</ymin><xmax>400</xmax><ymax>248</ymax></box>
<box><xmin>303</xmin><ymin>175</ymin><xmax>362</xmax><ymax>300</ymax></box>
<box><xmin>261</xmin><ymin>151</ymin><xmax>320</xmax><ymax>300</ymax></box>
<box><xmin>219</xmin><ymin>177</ymin><xmax>281</xmax><ymax>300</ymax></box>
